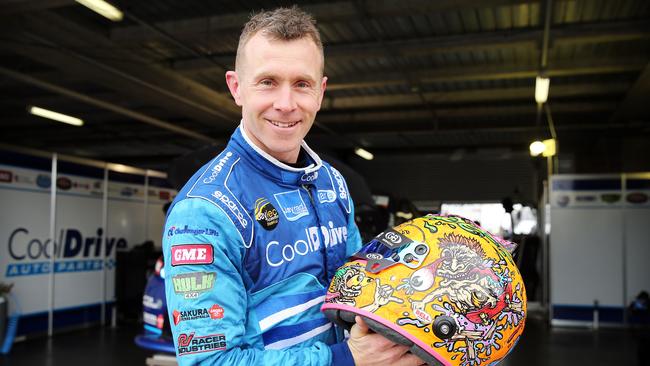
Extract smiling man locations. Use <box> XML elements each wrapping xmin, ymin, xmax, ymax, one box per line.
<box><xmin>162</xmin><ymin>6</ymin><xmax>423</xmax><ymax>366</ymax></box>
<box><xmin>226</xmin><ymin>25</ymin><xmax>326</xmax><ymax>164</ymax></box>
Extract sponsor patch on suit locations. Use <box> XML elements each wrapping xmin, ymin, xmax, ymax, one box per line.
<box><xmin>273</xmin><ymin>190</ymin><xmax>309</xmax><ymax>221</ymax></box>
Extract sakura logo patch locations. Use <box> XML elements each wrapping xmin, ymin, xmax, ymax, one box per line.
<box><xmin>171</xmin><ymin>244</ymin><xmax>214</xmax><ymax>266</ymax></box>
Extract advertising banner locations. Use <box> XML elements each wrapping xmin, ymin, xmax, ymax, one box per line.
<box><xmin>0</xmin><ymin>151</ymin><xmax>175</xmax><ymax>335</ymax></box>
<box><xmin>550</xmin><ymin>173</ymin><xmax>650</xmax><ymax>326</ymax></box>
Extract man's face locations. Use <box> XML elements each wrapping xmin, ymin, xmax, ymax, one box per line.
<box><xmin>226</xmin><ymin>33</ymin><xmax>327</xmax><ymax>163</ymax></box>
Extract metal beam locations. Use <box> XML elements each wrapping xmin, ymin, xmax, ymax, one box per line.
<box><xmin>322</xmin><ymin>82</ymin><xmax>630</xmax><ymax>110</ymax></box>
<box><xmin>304</xmin><ymin>121</ymin><xmax>650</xmax><ymax>151</ymax></box>
<box><xmin>169</xmin><ymin>19</ymin><xmax>650</xmax><ymax>73</ymax></box>
<box><xmin>15</xmin><ymin>12</ymin><xmax>240</xmax><ymax>124</ymax></box>
<box><xmin>3</xmin><ymin>38</ymin><xmax>237</xmax><ymax>127</ymax></box>
<box><xmin>110</xmin><ymin>0</ymin><xmax>539</xmax><ymax>43</ymax></box>
<box><xmin>0</xmin><ymin>66</ymin><xmax>218</xmax><ymax>143</ymax></box>
<box><xmin>0</xmin><ymin>0</ymin><xmax>73</xmax><ymax>16</ymax></box>
<box><xmin>317</xmin><ymin>101</ymin><xmax>617</xmax><ymax>123</ymax></box>
<box><xmin>609</xmin><ymin>61</ymin><xmax>650</xmax><ymax>123</ymax></box>
<box><xmin>324</xmin><ymin>58</ymin><xmax>645</xmax><ymax>91</ymax></box>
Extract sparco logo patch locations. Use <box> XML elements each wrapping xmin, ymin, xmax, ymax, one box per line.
<box><xmin>254</xmin><ymin>197</ymin><xmax>279</xmax><ymax>230</ymax></box>
<box><xmin>171</xmin><ymin>244</ymin><xmax>213</xmax><ymax>266</ymax></box>
<box><xmin>330</xmin><ymin>167</ymin><xmax>348</xmax><ymax>200</ymax></box>
<box><xmin>177</xmin><ymin>333</ymin><xmax>227</xmax><ymax>356</ymax></box>
<box><xmin>211</xmin><ymin>190</ymin><xmax>248</xmax><ymax>228</ymax></box>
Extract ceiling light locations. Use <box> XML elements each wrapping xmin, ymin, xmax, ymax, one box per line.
<box><xmin>354</xmin><ymin>147</ymin><xmax>374</xmax><ymax>160</ymax></box>
<box><xmin>75</xmin><ymin>0</ymin><xmax>123</xmax><ymax>21</ymax></box>
<box><xmin>541</xmin><ymin>138</ymin><xmax>556</xmax><ymax>157</ymax></box>
<box><xmin>28</xmin><ymin>106</ymin><xmax>84</xmax><ymax>126</ymax></box>
<box><xmin>535</xmin><ymin>76</ymin><xmax>550</xmax><ymax>104</ymax></box>
<box><xmin>529</xmin><ymin>140</ymin><xmax>545</xmax><ymax>157</ymax></box>
<box><xmin>529</xmin><ymin>139</ymin><xmax>556</xmax><ymax>157</ymax></box>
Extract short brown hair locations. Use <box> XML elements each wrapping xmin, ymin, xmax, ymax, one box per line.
<box><xmin>235</xmin><ymin>6</ymin><xmax>324</xmax><ymax>72</ymax></box>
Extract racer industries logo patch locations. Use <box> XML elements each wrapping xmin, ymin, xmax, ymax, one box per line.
<box><xmin>177</xmin><ymin>333</ymin><xmax>226</xmax><ymax>356</ymax></box>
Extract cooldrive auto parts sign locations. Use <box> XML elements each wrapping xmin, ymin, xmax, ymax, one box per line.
<box><xmin>5</xmin><ymin>227</ymin><xmax>126</xmax><ymax>277</ymax></box>
<box><xmin>0</xmin><ymin>160</ymin><xmax>174</xmax><ymax>319</ymax></box>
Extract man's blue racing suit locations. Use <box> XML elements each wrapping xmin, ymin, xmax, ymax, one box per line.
<box><xmin>163</xmin><ymin>126</ymin><xmax>362</xmax><ymax>365</ymax></box>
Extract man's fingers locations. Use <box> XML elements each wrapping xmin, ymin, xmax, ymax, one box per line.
<box><xmin>351</xmin><ymin>315</ymin><xmax>370</xmax><ymax>337</ymax></box>
<box><xmin>394</xmin><ymin>352</ymin><xmax>427</xmax><ymax>366</ymax></box>
<box><xmin>389</xmin><ymin>296</ymin><xmax>404</xmax><ymax>304</ymax></box>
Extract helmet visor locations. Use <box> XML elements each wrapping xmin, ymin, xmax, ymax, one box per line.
<box><xmin>352</xmin><ymin>229</ymin><xmax>429</xmax><ymax>273</ymax></box>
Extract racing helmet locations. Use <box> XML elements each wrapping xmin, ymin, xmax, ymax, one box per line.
<box><xmin>322</xmin><ymin>215</ymin><xmax>526</xmax><ymax>366</ymax></box>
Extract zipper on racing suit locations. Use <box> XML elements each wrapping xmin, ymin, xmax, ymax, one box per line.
<box><xmin>301</xmin><ymin>184</ymin><xmax>331</xmax><ymax>286</ymax></box>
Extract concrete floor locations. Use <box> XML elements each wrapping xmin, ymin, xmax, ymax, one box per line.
<box><xmin>0</xmin><ymin>317</ymin><xmax>648</xmax><ymax>366</ymax></box>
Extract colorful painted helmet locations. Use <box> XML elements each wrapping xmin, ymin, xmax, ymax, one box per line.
<box><xmin>322</xmin><ymin>215</ymin><xmax>526</xmax><ymax>366</ymax></box>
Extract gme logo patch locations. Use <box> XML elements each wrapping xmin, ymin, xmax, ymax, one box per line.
<box><xmin>171</xmin><ymin>244</ymin><xmax>214</xmax><ymax>266</ymax></box>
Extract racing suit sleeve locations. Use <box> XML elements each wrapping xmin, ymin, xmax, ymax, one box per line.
<box><xmin>163</xmin><ymin>198</ymin><xmax>338</xmax><ymax>366</ymax></box>
<box><xmin>345</xmin><ymin>201</ymin><xmax>363</xmax><ymax>257</ymax></box>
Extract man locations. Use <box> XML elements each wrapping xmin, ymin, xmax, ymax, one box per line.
<box><xmin>163</xmin><ymin>7</ymin><xmax>423</xmax><ymax>366</ymax></box>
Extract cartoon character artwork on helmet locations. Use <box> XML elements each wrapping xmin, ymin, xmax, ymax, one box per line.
<box><xmin>322</xmin><ymin>215</ymin><xmax>526</xmax><ymax>366</ymax></box>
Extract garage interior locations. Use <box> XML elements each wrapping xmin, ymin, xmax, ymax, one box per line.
<box><xmin>0</xmin><ymin>0</ymin><xmax>649</xmax><ymax>365</ymax></box>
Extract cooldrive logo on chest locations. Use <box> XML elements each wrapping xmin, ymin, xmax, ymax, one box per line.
<box><xmin>265</xmin><ymin>221</ymin><xmax>348</xmax><ymax>267</ymax></box>
<box><xmin>172</xmin><ymin>304</ymin><xmax>224</xmax><ymax>325</ymax></box>
<box><xmin>5</xmin><ymin>227</ymin><xmax>127</xmax><ymax>277</ymax></box>
<box><xmin>171</xmin><ymin>244</ymin><xmax>214</xmax><ymax>266</ymax></box>
<box><xmin>203</xmin><ymin>152</ymin><xmax>233</xmax><ymax>184</ymax></box>
<box><xmin>177</xmin><ymin>333</ymin><xmax>227</xmax><ymax>356</ymax></box>
<box><xmin>172</xmin><ymin>271</ymin><xmax>216</xmax><ymax>299</ymax></box>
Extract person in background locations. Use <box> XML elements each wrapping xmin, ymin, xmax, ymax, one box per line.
<box><xmin>162</xmin><ymin>6</ymin><xmax>424</xmax><ymax>366</ymax></box>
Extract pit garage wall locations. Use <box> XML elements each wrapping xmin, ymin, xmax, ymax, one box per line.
<box><xmin>0</xmin><ymin>149</ymin><xmax>175</xmax><ymax>336</ymax></box>
<box><xmin>550</xmin><ymin>173</ymin><xmax>650</xmax><ymax>325</ymax></box>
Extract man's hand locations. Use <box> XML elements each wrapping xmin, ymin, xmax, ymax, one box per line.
<box><xmin>348</xmin><ymin>316</ymin><xmax>425</xmax><ymax>366</ymax></box>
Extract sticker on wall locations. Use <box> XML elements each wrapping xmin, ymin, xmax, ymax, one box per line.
<box><xmin>626</xmin><ymin>192</ymin><xmax>648</xmax><ymax>204</ymax></box>
<box><xmin>0</xmin><ymin>169</ymin><xmax>12</xmax><ymax>183</ymax></box>
<box><xmin>600</xmin><ymin>193</ymin><xmax>621</xmax><ymax>204</ymax></box>
<box><xmin>56</xmin><ymin>177</ymin><xmax>72</xmax><ymax>190</ymax></box>
<box><xmin>556</xmin><ymin>195</ymin><xmax>570</xmax><ymax>207</ymax></box>
<box><xmin>36</xmin><ymin>174</ymin><xmax>51</xmax><ymax>189</ymax></box>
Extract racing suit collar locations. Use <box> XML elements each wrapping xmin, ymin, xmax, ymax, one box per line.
<box><xmin>233</xmin><ymin>123</ymin><xmax>323</xmax><ymax>185</ymax></box>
